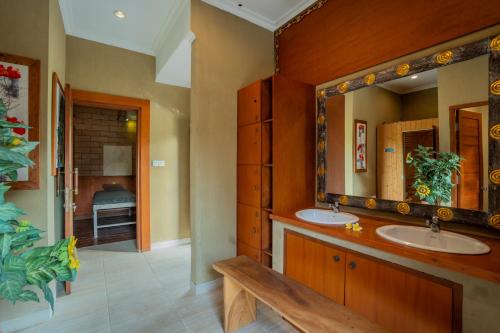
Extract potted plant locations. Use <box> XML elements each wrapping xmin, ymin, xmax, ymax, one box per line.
<box><xmin>0</xmin><ymin>81</ymin><xmax>78</xmax><ymax>311</ymax></box>
<box><xmin>406</xmin><ymin>145</ymin><xmax>462</xmax><ymax>206</ymax></box>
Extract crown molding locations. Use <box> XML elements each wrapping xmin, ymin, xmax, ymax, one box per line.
<box><xmin>152</xmin><ymin>0</ymin><xmax>189</xmax><ymax>54</ymax></box>
<box><xmin>202</xmin><ymin>0</ymin><xmax>317</xmax><ymax>31</ymax></box>
<box><xmin>275</xmin><ymin>0</ymin><xmax>317</xmax><ymax>28</ymax></box>
<box><xmin>67</xmin><ymin>30</ymin><xmax>156</xmax><ymax>56</ymax></box>
<box><xmin>201</xmin><ymin>0</ymin><xmax>276</xmax><ymax>31</ymax></box>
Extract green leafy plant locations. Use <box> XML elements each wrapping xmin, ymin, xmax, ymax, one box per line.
<box><xmin>406</xmin><ymin>145</ymin><xmax>462</xmax><ymax>206</ymax></box>
<box><xmin>0</xmin><ymin>95</ymin><xmax>79</xmax><ymax>311</ymax></box>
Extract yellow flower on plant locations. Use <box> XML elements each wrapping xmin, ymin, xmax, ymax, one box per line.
<box><xmin>9</xmin><ymin>137</ymin><xmax>23</xmax><ymax>147</ymax></box>
<box><xmin>352</xmin><ymin>223</ymin><xmax>363</xmax><ymax>232</ymax></box>
<box><xmin>416</xmin><ymin>184</ymin><xmax>431</xmax><ymax>197</ymax></box>
<box><xmin>16</xmin><ymin>219</ymin><xmax>31</xmax><ymax>232</ymax></box>
<box><xmin>68</xmin><ymin>236</ymin><xmax>80</xmax><ymax>270</ymax></box>
<box><xmin>345</xmin><ymin>223</ymin><xmax>353</xmax><ymax>230</ymax></box>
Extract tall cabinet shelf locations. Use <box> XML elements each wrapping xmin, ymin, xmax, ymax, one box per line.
<box><xmin>237</xmin><ymin>75</ymin><xmax>315</xmax><ymax>268</ymax></box>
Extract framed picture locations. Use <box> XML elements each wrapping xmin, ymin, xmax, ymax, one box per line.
<box><xmin>354</xmin><ymin>119</ymin><xmax>367</xmax><ymax>173</ymax></box>
<box><xmin>52</xmin><ymin>72</ymin><xmax>65</xmax><ymax>176</ymax></box>
<box><xmin>0</xmin><ymin>53</ymin><xmax>40</xmax><ymax>189</ymax></box>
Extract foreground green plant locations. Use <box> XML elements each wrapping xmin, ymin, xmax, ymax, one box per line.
<box><xmin>406</xmin><ymin>145</ymin><xmax>462</xmax><ymax>206</ymax></box>
<box><xmin>0</xmin><ymin>97</ymin><xmax>78</xmax><ymax>310</ymax></box>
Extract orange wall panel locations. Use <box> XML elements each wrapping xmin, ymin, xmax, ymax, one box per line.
<box><xmin>276</xmin><ymin>0</ymin><xmax>500</xmax><ymax>85</ymax></box>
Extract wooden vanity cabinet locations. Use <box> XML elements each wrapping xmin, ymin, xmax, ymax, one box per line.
<box><xmin>284</xmin><ymin>231</ymin><xmax>461</xmax><ymax>333</ymax></box>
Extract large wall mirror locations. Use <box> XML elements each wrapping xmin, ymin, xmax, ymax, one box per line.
<box><xmin>317</xmin><ymin>35</ymin><xmax>500</xmax><ymax>229</ymax></box>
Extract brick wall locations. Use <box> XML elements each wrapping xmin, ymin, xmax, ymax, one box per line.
<box><xmin>74</xmin><ymin>106</ymin><xmax>137</xmax><ymax>176</ymax></box>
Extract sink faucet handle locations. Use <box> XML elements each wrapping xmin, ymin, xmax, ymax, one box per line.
<box><xmin>427</xmin><ymin>215</ymin><xmax>440</xmax><ymax>233</ymax></box>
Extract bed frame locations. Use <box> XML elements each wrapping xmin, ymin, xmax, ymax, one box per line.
<box><xmin>92</xmin><ymin>202</ymin><xmax>136</xmax><ymax>239</ymax></box>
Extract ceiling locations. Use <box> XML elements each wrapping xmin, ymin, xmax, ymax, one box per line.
<box><xmin>58</xmin><ymin>0</ymin><xmax>311</xmax><ymax>87</ymax></box>
<box><xmin>201</xmin><ymin>0</ymin><xmax>317</xmax><ymax>31</ymax></box>
<box><xmin>378</xmin><ymin>69</ymin><xmax>438</xmax><ymax>95</ymax></box>
<box><xmin>59</xmin><ymin>0</ymin><xmax>185</xmax><ymax>56</ymax></box>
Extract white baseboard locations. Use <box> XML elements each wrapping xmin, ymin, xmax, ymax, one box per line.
<box><xmin>151</xmin><ymin>238</ymin><xmax>191</xmax><ymax>251</ymax></box>
<box><xmin>191</xmin><ymin>278</ymin><xmax>222</xmax><ymax>295</ymax></box>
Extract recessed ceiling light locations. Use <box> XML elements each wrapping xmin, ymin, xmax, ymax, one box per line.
<box><xmin>410</xmin><ymin>75</ymin><xmax>418</xmax><ymax>79</ymax></box>
<box><xmin>114</xmin><ymin>10</ymin><xmax>126</xmax><ymax>19</ymax></box>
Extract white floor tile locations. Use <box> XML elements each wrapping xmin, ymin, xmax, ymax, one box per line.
<box><xmin>17</xmin><ymin>241</ymin><xmax>294</xmax><ymax>333</ymax></box>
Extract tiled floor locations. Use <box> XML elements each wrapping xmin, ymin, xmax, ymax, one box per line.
<box><xmin>19</xmin><ymin>241</ymin><xmax>295</xmax><ymax>333</ymax></box>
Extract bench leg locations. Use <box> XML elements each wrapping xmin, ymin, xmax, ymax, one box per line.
<box><xmin>223</xmin><ymin>276</ymin><xmax>256</xmax><ymax>333</ymax></box>
<box><xmin>93</xmin><ymin>209</ymin><xmax>98</xmax><ymax>239</ymax></box>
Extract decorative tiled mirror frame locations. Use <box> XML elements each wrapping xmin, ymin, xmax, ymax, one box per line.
<box><xmin>316</xmin><ymin>35</ymin><xmax>500</xmax><ymax>230</ymax></box>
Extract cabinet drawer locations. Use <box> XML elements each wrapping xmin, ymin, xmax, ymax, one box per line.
<box><xmin>238</xmin><ymin>123</ymin><xmax>262</xmax><ymax>165</ymax></box>
<box><xmin>237</xmin><ymin>204</ymin><xmax>261</xmax><ymax>249</ymax></box>
<box><xmin>237</xmin><ymin>241</ymin><xmax>261</xmax><ymax>262</ymax></box>
<box><xmin>238</xmin><ymin>81</ymin><xmax>261</xmax><ymax>126</ymax></box>
<box><xmin>237</xmin><ymin>165</ymin><xmax>261</xmax><ymax>207</ymax></box>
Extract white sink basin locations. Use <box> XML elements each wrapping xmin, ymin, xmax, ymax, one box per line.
<box><xmin>376</xmin><ymin>225</ymin><xmax>490</xmax><ymax>255</ymax></box>
<box><xmin>295</xmin><ymin>209</ymin><xmax>359</xmax><ymax>225</ymax></box>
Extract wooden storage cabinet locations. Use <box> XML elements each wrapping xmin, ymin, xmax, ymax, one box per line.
<box><xmin>237</xmin><ymin>76</ymin><xmax>315</xmax><ymax>268</ymax></box>
<box><xmin>284</xmin><ymin>231</ymin><xmax>461</xmax><ymax>333</ymax></box>
<box><xmin>237</xmin><ymin>78</ymin><xmax>273</xmax><ymax>267</ymax></box>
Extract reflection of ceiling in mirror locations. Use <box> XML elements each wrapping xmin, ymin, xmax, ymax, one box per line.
<box><xmin>378</xmin><ymin>69</ymin><xmax>437</xmax><ymax>94</ymax></box>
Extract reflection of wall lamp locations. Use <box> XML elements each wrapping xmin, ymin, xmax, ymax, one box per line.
<box><xmin>117</xmin><ymin>110</ymin><xmax>137</xmax><ymax>122</ymax></box>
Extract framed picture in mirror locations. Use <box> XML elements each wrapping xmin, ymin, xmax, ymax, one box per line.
<box><xmin>354</xmin><ymin>119</ymin><xmax>367</xmax><ymax>173</ymax></box>
<box><xmin>316</xmin><ymin>34</ymin><xmax>500</xmax><ymax>230</ymax></box>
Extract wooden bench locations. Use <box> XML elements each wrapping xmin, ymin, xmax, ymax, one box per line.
<box><xmin>213</xmin><ymin>256</ymin><xmax>387</xmax><ymax>333</ymax></box>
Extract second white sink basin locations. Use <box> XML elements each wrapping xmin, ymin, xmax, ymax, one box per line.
<box><xmin>376</xmin><ymin>225</ymin><xmax>490</xmax><ymax>255</ymax></box>
<box><xmin>295</xmin><ymin>209</ymin><xmax>359</xmax><ymax>225</ymax></box>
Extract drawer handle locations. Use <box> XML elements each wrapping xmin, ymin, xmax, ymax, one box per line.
<box><xmin>254</xmin><ymin>185</ymin><xmax>259</xmax><ymax>191</ymax></box>
<box><xmin>253</xmin><ymin>99</ymin><xmax>257</xmax><ymax>103</ymax></box>
<box><xmin>252</xmin><ymin>227</ymin><xmax>257</xmax><ymax>234</ymax></box>
<box><xmin>333</xmin><ymin>255</ymin><xmax>340</xmax><ymax>262</ymax></box>
<box><xmin>348</xmin><ymin>261</ymin><xmax>357</xmax><ymax>270</ymax></box>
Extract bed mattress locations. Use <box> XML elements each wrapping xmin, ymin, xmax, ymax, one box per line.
<box><xmin>93</xmin><ymin>190</ymin><xmax>136</xmax><ymax>205</ymax></box>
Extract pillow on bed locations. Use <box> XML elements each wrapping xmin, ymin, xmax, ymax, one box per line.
<box><xmin>102</xmin><ymin>184</ymin><xmax>125</xmax><ymax>191</ymax></box>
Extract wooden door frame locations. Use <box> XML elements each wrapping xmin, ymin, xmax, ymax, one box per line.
<box><xmin>71</xmin><ymin>89</ymin><xmax>151</xmax><ymax>251</ymax></box>
<box><xmin>449</xmin><ymin>101</ymin><xmax>487</xmax><ymax>210</ymax></box>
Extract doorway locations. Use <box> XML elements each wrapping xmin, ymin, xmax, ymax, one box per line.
<box><xmin>72</xmin><ymin>105</ymin><xmax>138</xmax><ymax>247</ymax></box>
<box><xmin>64</xmin><ymin>89</ymin><xmax>151</xmax><ymax>253</ymax></box>
<box><xmin>449</xmin><ymin>102</ymin><xmax>488</xmax><ymax>211</ymax></box>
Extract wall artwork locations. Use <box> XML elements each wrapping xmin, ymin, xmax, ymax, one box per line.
<box><xmin>51</xmin><ymin>72</ymin><xmax>65</xmax><ymax>176</ymax></box>
<box><xmin>103</xmin><ymin>145</ymin><xmax>133</xmax><ymax>176</ymax></box>
<box><xmin>354</xmin><ymin>119</ymin><xmax>367</xmax><ymax>173</ymax></box>
<box><xmin>0</xmin><ymin>53</ymin><xmax>40</xmax><ymax>189</ymax></box>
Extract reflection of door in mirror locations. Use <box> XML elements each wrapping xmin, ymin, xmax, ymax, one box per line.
<box><xmin>450</xmin><ymin>103</ymin><xmax>488</xmax><ymax>211</ymax></box>
<box><xmin>377</xmin><ymin>119</ymin><xmax>439</xmax><ymax>202</ymax></box>
<box><xmin>402</xmin><ymin>128</ymin><xmax>438</xmax><ymax>201</ymax></box>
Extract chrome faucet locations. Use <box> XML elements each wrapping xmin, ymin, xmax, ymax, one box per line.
<box><xmin>329</xmin><ymin>201</ymin><xmax>340</xmax><ymax>214</ymax></box>
<box><xmin>426</xmin><ymin>215</ymin><xmax>440</xmax><ymax>233</ymax></box>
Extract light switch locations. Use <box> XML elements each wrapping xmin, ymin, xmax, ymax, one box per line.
<box><xmin>151</xmin><ymin>160</ymin><xmax>166</xmax><ymax>167</ymax></box>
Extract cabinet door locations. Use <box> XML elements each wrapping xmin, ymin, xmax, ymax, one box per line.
<box><xmin>237</xmin><ymin>165</ymin><xmax>261</xmax><ymax>207</ymax></box>
<box><xmin>238</xmin><ymin>123</ymin><xmax>262</xmax><ymax>165</ymax></box>
<box><xmin>345</xmin><ymin>253</ymin><xmax>454</xmax><ymax>333</ymax></box>
<box><xmin>237</xmin><ymin>240</ymin><xmax>261</xmax><ymax>262</ymax></box>
<box><xmin>237</xmin><ymin>204</ymin><xmax>261</xmax><ymax>249</ymax></box>
<box><xmin>285</xmin><ymin>231</ymin><xmax>345</xmax><ymax>305</ymax></box>
<box><xmin>238</xmin><ymin>81</ymin><xmax>261</xmax><ymax>126</ymax></box>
